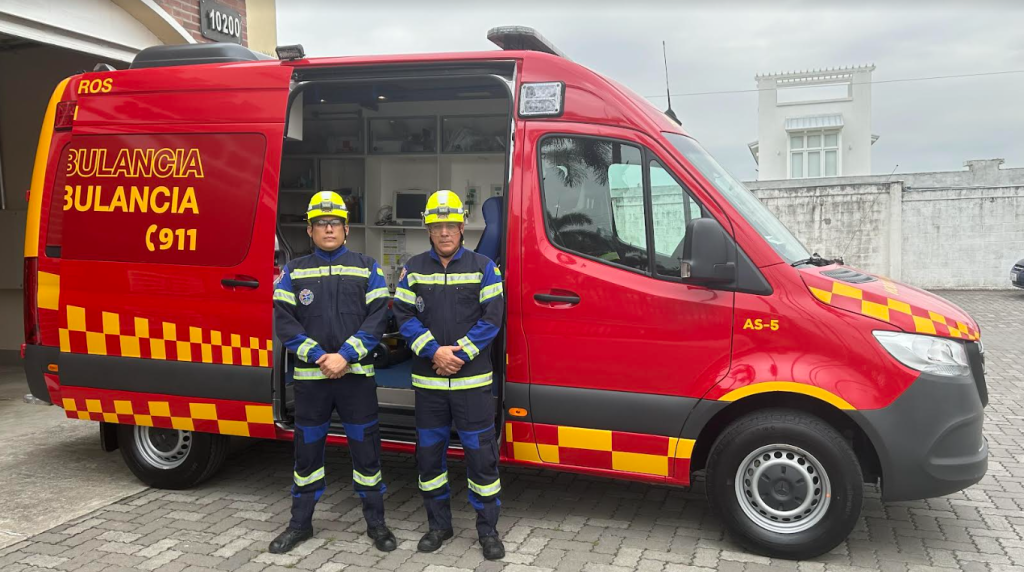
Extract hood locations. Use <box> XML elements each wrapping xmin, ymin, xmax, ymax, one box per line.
<box><xmin>800</xmin><ymin>266</ymin><xmax>980</xmax><ymax>341</ymax></box>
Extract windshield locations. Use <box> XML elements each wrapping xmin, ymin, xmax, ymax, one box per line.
<box><xmin>664</xmin><ymin>133</ymin><xmax>811</xmax><ymax>264</ymax></box>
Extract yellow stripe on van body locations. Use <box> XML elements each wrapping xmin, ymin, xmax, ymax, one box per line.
<box><xmin>718</xmin><ymin>381</ymin><xmax>856</xmax><ymax>410</ymax></box>
<box><xmin>25</xmin><ymin>77</ymin><xmax>71</xmax><ymax>258</ymax></box>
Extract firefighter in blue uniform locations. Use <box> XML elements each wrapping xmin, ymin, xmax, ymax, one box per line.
<box><xmin>270</xmin><ymin>191</ymin><xmax>397</xmax><ymax>554</ymax></box>
<box><xmin>393</xmin><ymin>190</ymin><xmax>506</xmax><ymax>560</ymax></box>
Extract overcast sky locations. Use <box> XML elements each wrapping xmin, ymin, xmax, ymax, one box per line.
<box><xmin>278</xmin><ymin>1</ymin><xmax>1024</xmax><ymax>181</ymax></box>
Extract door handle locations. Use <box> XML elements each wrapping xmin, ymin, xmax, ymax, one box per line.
<box><xmin>534</xmin><ymin>292</ymin><xmax>581</xmax><ymax>305</ymax></box>
<box><xmin>222</xmin><ymin>276</ymin><xmax>260</xmax><ymax>289</ymax></box>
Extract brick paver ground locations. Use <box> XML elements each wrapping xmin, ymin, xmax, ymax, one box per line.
<box><xmin>1</xmin><ymin>290</ymin><xmax>1021</xmax><ymax>572</ymax></box>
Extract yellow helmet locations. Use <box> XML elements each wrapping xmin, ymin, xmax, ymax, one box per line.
<box><xmin>423</xmin><ymin>190</ymin><xmax>465</xmax><ymax>225</ymax></box>
<box><xmin>306</xmin><ymin>191</ymin><xmax>348</xmax><ymax>221</ymax></box>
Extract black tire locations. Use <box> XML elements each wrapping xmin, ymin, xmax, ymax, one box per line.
<box><xmin>706</xmin><ymin>409</ymin><xmax>863</xmax><ymax>560</ymax></box>
<box><xmin>118</xmin><ymin>424</ymin><xmax>229</xmax><ymax>489</ymax></box>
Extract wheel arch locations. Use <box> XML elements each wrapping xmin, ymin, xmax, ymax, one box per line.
<box><xmin>687</xmin><ymin>391</ymin><xmax>882</xmax><ymax>485</ymax></box>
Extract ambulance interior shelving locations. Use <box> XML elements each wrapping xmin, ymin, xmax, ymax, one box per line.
<box><xmin>277</xmin><ymin>74</ymin><xmax>512</xmax><ymax>425</ymax></box>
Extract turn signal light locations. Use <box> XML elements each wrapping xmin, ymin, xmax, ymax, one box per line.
<box><xmin>508</xmin><ymin>408</ymin><xmax>528</xmax><ymax>417</ymax></box>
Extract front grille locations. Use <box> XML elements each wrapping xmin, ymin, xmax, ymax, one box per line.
<box><xmin>1013</xmin><ymin>264</ymin><xmax>1024</xmax><ymax>273</ymax></box>
<box><xmin>821</xmin><ymin>268</ymin><xmax>877</xmax><ymax>284</ymax></box>
<box><xmin>966</xmin><ymin>341</ymin><xmax>987</xmax><ymax>407</ymax></box>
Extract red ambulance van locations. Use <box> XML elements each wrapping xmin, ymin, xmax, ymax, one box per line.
<box><xmin>22</xmin><ymin>29</ymin><xmax>987</xmax><ymax>559</ymax></box>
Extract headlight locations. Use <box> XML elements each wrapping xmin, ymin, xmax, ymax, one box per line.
<box><xmin>872</xmin><ymin>331</ymin><xmax>970</xmax><ymax>377</ymax></box>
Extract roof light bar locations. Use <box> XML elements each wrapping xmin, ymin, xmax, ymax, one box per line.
<box><xmin>275</xmin><ymin>44</ymin><xmax>306</xmax><ymax>61</ymax></box>
<box><xmin>487</xmin><ymin>26</ymin><xmax>567</xmax><ymax>59</ymax></box>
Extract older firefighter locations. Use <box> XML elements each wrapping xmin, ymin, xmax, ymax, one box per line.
<box><xmin>393</xmin><ymin>190</ymin><xmax>506</xmax><ymax>560</ymax></box>
<box><xmin>270</xmin><ymin>192</ymin><xmax>397</xmax><ymax>554</ymax></box>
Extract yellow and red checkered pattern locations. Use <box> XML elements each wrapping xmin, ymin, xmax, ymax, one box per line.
<box><xmin>804</xmin><ymin>277</ymin><xmax>979</xmax><ymax>341</ymax></box>
<box><xmin>59</xmin><ymin>305</ymin><xmax>273</xmax><ymax>367</ymax></box>
<box><xmin>60</xmin><ymin>387</ymin><xmax>277</xmax><ymax>438</ymax></box>
<box><xmin>505</xmin><ymin>421</ymin><xmax>694</xmax><ymax>480</ymax></box>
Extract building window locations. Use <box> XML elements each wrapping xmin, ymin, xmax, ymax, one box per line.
<box><xmin>790</xmin><ymin>131</ymin><xmax>839</xmax><ymax>178</ymax></box>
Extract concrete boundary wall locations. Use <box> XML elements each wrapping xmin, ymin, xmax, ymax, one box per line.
<box><xmin>747</xmin><ymin>159</ymin><xmax>1024</xmax><ymax>289</ymax></box>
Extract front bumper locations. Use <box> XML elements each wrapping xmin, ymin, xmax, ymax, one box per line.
<box><xmin>851</xmin><ymin>369</ymin><xmax>987</xmax><ymax>502</ymax></box>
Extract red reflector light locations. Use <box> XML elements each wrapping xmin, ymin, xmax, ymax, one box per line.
<box><xmin>54</xmin><ymin>101</ymin><xmax>76</xmax><ymax>130</ymax></box>
<box><xmin>24</xmin><ymin>258</ymin><xmax>40</xmax><ymax>346</ymax></box>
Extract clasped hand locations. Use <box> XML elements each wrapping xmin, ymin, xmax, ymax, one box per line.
<box><xmin>432</xmin><ymin>345</ymin><xmax>465</xmax><ymax>376</ymax></box>
<box><xmin>316</xmin><ymin>353</ymin><xmax>349</xmax><ymax>379</ymax></box>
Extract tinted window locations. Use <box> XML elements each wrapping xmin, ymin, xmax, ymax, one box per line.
<box><xmin>539</xmin><ymin>137</ymin><xmax>647</xmax><ymax>271</ymax></box>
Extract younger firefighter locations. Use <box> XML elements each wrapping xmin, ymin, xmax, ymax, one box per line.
<box><xmin>270</xmin><ymin>191</ymin><xmax>396</xmax><ymax>554</ymax></box>
<box><xmin>393</xmin><ymin>190</ymin><xmax>506</xmax><ymax>560</ymax></box>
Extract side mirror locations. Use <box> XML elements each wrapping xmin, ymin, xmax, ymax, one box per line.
<box><xmin>680</xmin><ymin>218</ymin><xmax>736</xmax><ymax>284</ymax></box>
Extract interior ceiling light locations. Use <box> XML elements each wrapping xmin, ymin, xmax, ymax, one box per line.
<box><xmin>378</xmin><ymin>95</ymin><xmax>387</xmax><ymax>101</ymax></box>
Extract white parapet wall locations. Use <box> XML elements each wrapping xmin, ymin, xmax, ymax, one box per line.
<box><xmin>746</xmin><ymin>159</ymin><xmax>1024</xmax><ymax>289</ymax></box>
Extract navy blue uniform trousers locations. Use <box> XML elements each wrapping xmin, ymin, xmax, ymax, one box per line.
<box><xmin>415</xmin><ymin>385</ymin><xmax>501</xmax><ymax>538</ymax></box>
<box><xmin>290</xmin><ymin>375</ymin><xmax>385</xmax><ymax>530</ymax></box>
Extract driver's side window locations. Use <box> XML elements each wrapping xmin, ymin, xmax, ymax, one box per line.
<box><xmin>539</xmin><ymin>136</ymin><xmax>648</xmax><ymax>272</ymax></box>
<box><xmin>650</xmin><ymin>160</ymin><xmax>704</xmax><ymax>277</ymax></box>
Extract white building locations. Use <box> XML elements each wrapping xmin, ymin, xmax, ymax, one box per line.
<box><xmin>748</xmin><ymin>65</ymin><xmax>879</xmax><ymax>181</ymax></box>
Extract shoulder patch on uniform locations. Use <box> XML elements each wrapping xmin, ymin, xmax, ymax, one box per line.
<box><xmin>299</xmin><ymin>288</ymin><xmax>314</xmax><ymax>305</ymax></box>
<box><xmin>398</xmin><ymin>267</ymin><xmax>407</xmax><ymax>282</ymax></box>
<box><xmin>415</xmin><ymin>295</ymin><xmax>425</xmax><ymax>313</ymax></box>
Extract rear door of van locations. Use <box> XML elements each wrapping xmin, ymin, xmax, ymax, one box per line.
<box><xmin>35</xmin><ymin>62</ymin><xmax>292</xmax><ymax>430</ymax></box>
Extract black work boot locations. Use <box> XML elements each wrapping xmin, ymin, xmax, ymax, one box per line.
<box><xmin>417</xmin><ymin>528</ymin><xmax>454</xmax><ymax>552</ymax></box>
<box><xmin>367</xmin><ymin>525</ymin><xmax>397</xmax><ymax>552</ymax></box>
<box><xmin>480</xmin><ymin>535</ymin><xmax>505</xmax><ymax>560</ymax></box>
<box><xmin>269</xmin><ymin>527</ymin><xmax>314</xmax><ymax>554</ymax></box>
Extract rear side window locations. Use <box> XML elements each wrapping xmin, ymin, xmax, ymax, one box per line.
<box><xmin>538</xmin><ymin>136</ymin><xmax>648</xmax><ymax>272</ymax></box>
<box><xmin>46</xmin><ymin>133</ymin><xmax>266</xmax><ymax>266</ymax></box>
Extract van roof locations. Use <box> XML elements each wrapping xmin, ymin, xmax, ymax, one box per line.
<box><xmin>120</xmin><ymin>45</ymin><xmax>685</xmax><ymax>138</ymax></box>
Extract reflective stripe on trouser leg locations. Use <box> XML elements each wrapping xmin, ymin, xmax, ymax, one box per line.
<box><xmin>344</xmin><ymin>419</ymin><xmax>386</xmax><ymax>528</ymax></box>
<box><xmin>334</xmin><ymin>376</ymin><xmax>386</xmax><ymax>529</ymax></box>
<box><xmin>459</xmin><ymin>424</ymin><xmax>501</xmax><ymax>538</ymax></box>
<box><xmin>415</xmin><ymin>387</ymin><xmax>454</xmax><ymax>531</ymax></box>
<box><xmin>290</xmin><ymin>419</ymin><xmax>330</xmax><ymax>530</ymax></box>
<box><xmin>452</xmin><ymin>387</ymin><xmax>501</xmax><ymax>538</ymax></box>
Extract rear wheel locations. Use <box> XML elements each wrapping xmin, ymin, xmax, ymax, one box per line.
<box><xmin>118</xmin><ymin>424</ymin><xmax>229</xmax><ymax>489</ymax></box>
<box><xmin>706</xmin><ymin>409</ymin><xmax>863</xmax><ymax>560</ymax></box>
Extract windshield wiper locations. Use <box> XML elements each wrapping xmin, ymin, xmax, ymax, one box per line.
<box><xmin>791</xmin><ymin>252</ymin><xmax>843</xmax><ymax>267</ymax></box>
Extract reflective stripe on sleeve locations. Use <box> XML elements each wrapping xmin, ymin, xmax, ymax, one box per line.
<box><xmin>468</xmin><ymin>478</ymin><xmax>501</xmax><ymax>497</ymax></box>
<box><xmin>411</xmin><ymin>331</ymin><xmax>435</xmax><ymax>355</ymax></box>
<box><xmin>273</xmin><ymin>289</ymin><xmax>297</xmax><ymax>305</ymax></box>
<box><xmin>365</xmin><ymin>287</ymin><xmax>389</xmax><ymax>304</ymax></box>
<box><xmin>394</xmin><ymin>288</ymin><xmax>416</xmax><ymax>305</ymax></box>
<box><xmin>297</xmin><ymin>339</ymin><xmax>318</xmax><ymax>361</ymax></box>
<box><xmin>418</xmin><ymin>471</ymin><xmax>448</xmax><ymax>491</ymax></box>
<box><xmin>352</xmin><ymin>469</ymin><xmax>382</xmax><ymax>487</ymax></box>
<box><xmin>345</xmin><ymin>336</ymin><xmax>368</xmax><ymax>360</ymax></box>
<box><xmin>457</xmin><ymin>336</ymin><xmax>479</xmax><ymax>360</ymax></box>
<box><xmin>294</xmin><ymin>467</ymin><xmax>325</xmax><ymax>486</ymax></box>
<box><xmin>479</xmin><ymin>282</ymin><xmax>503</xmax><ymax>303</ymax></box>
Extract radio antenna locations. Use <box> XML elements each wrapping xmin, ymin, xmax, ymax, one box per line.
<box><xmin>663</xmin><ymin>41</ymin><xmax>680</xmax><ymax>125</ymax></box>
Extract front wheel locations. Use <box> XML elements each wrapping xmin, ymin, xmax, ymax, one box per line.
<box><xmin>118</xmin><ymin>424</ymin><xmax>228</xmax><ymax>489</ymax></box>
<box><xmin>706</xmin><ymin>409</ymin><xmax>863</xmax><ymax>560</ymax></box>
